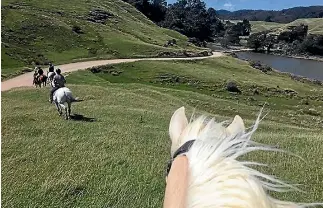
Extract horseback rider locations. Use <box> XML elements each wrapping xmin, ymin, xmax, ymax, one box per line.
<box><xmin>37</xmin><ymin>67</ymin><xmax>44</xmax><ymax>77</ymax></box>
<box><xmin>49</xmin><ymin>68</ymin><xmax>66</xmax><ymax>103</ymax></box>
<box><xmin>47</xmin><ymin>63</ymin><xmax>56</xmax><ymax>81</ymax></box>
<box><xmin>48</xmin><ymin>63</ymin><xmax>54</xmax><ymax>72</ymax></box>
<box><xmin>33</xmin><ymin>67</ymin><xmax>38</xmax><ymax>78</ymax></box>
<box><xmin>33</xmin><ymin>67</ymin><xmax>39</xmax><ymax>85</ymax></box>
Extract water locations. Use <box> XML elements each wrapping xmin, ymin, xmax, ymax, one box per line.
<box><xmin>235</xmin><ymin>52</ymin><xmax>323</xmax><ymax>81</ymax></box>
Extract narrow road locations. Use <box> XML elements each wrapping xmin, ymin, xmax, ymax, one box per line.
<box><xmin>1</xmin><ymin>52</ymin><xmax>223</xmax><ymax>92</ymax></box>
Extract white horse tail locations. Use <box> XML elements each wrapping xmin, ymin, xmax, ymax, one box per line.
<box><xmin>64</xmin><ymin>90</ymin><xmax>82</xmax><ymax>102</ymax></box>
<box><xmin>71</xmin><ymin>97</ymin><xmax>83</xmax><ymax>102</ymax></box>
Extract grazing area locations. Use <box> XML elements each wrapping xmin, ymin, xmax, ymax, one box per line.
<box><xmin>250</xmin><ymin>18</ymin><xmax>323</xmax><ymax>34</ymax></box>
<box><xmin>2</xmin><ymin>56</ymin><xmax>323</xmax><ymax>207</ymax></box>
<box><xmin>1</xmin><ymin>0</ymin><xmax>203</xmax><ymax>79</ymax></box>
<box><xmin>249</xmin><ymin>21</ymin><xmax>285</xmax><ymax>34</ymax></box>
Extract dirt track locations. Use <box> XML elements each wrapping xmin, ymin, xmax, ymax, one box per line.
<box><xmin>1</xmin><ymin>52</ymin><xmax>223</xmax><ymax>92</ymax></box>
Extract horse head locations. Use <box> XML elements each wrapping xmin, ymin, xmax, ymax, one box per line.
<box><xmin>167</xmin><ymin>106</ymin><xmax>321</xmax><ymax>208</ymax></box>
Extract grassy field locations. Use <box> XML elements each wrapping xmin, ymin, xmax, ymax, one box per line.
<box><xmin>1</xmin><ymin>0</ymin><xmax>204</xmax><ymax>79</ymax></box>
<box><xmin>250</xmin><ymin>18</ymin><xmax>323</xmax><ymax>34</ymax></box>
<box><xmin>2</xmin><ymin>56</ymin><xmax>323</xmax><ymax>207</ymax></box>
<box><xmin>250</xmin><ymin>21</ymin><xmax>284</xmax><ymax>34</ymax></box>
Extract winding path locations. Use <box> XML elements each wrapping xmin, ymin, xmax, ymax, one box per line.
<box><xmin>1</xmin><ymin>52</ymin><xmax>223</xmax><ymax>92</ymax></box>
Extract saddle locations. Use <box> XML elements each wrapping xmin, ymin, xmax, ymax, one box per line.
<box><xmin>38</xmin><ymin>75</ymin><xmax>47</xmax><ymax>82</ymax></box>
<box><xmin>52</xmin><ymin>85</ymin><xmax>64</xmax><ymax>93</ymax></box>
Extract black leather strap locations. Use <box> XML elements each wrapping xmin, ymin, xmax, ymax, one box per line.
<box><xmin>165</xmin><ymin>140</ymin><xmax>196</xmax><ymax>177</ymax></box>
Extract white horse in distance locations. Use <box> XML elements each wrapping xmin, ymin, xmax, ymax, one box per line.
<box><xmin>168</xmin><ymin>106</ymin><xmax>322</xmax><ymax>208</ymax></box>
<box><xmin>47</xmin><ymin>71</ymin><xmax>55</xmax><ymax>85</ymax></box>
<box><xmin>53</xmin><ymin>87</ymin><xmax>80</xmax><ymax>120</ymax></box>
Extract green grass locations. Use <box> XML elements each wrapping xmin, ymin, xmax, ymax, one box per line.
<box><xmin>250</xmin><ymin>18</ymin><xmax>323</xmax><ymax>34</ymax></box>
<box><xmin>1</xmin><ymin>0</ymin><xmax>204</xmax><ymax>79</ymax></box>
<box><xmin>250</xmin><ymin>21</ymin><xmax>284</xmax><ymax>34</ymax></box>
<box><xmin>2</xmin><ymin>56</ymin><xmax>323</xmax><ymax>207</ymax></box>
<box><xmin>285</xmin><ymin>18</ymin><xmax>323</xmax><ymax>34</ymax></box>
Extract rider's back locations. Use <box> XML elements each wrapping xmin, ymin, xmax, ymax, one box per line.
<box><xmin>38</xmin><ymin>68</ymin><xmax>44</xmax><ymax>75</ymax></box>
<box><xmin>53</xmin><ymin>74</ymin><xmax>66</xmax><ymax>87</ymax></box>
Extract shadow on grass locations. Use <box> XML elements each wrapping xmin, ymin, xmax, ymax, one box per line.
<box><xmin>70</xmin><ymin>114</ymin><xmax>96</xmax><ymax>122</ymax></box>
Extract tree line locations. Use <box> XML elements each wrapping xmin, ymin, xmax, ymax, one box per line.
<box><xmin>122</xmin><ymin>0</ymin><xmax>323</xmax><ymax>56</ymax></box>
<box><xmin>122</xmin><ymin>0</ymin><xmax>251</xmax><ymax>44</ymax></box>
<box><xmin>217</xmin><ymin>6</ymin><xmax>323</xmax><ymax>23</ymax></box>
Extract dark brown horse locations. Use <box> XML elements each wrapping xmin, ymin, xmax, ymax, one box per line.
<box><xmin>33</xmin><ymin>74</ymin><xmax>48</xmax><ymax>88</ymax></box>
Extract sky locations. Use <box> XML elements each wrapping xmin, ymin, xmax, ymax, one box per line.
<box><xmin>167</xmin><ymin>0</ymin><xmax>323</xmax><ymax>11</ymax></box>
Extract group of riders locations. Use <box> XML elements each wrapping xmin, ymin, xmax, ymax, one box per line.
<box><xmin>33</xmin><ymin>63</ymin><xmax>66</xmax><ymax>103</ymax></box>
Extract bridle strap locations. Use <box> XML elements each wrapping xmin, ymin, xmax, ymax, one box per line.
<box><xmin>165</xmin><ymin>140</ymin><xmax>196</xmax><ymax>177</ymax></box>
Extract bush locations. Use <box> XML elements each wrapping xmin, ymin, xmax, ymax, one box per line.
<box><xmin>299</xmin><ymin>34</ymin><xmax>323</xmax><ymax>55</ymax></box>
<box><xmin>278</xmin><ymin>24</ymin><xmax>308</xmax><ymax>43</ymax></box>
<box><xmin>249</xmin><ymin>61</ymin><xmax>272</xmax><ymax>73</ymax></box>
<box><xmin>247</xmin><ymin>32</ymin><xmax>266</xmax><ymax>51</ymax></box>
<box><xmin>72</xmin><ymin>25</ymin><xmax>83</xmax><ymax>34</ymax></box>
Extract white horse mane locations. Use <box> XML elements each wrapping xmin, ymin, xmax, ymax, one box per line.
<box><xmin>169</xmin><ymin>107</ymin><xmax>322</xmax><ymax>208</ymax></box>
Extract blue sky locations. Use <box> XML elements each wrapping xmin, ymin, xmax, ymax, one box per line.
<box><xmin>167</xmin><ymin>0</ymin><xmax>323</xmax><ymax>11</ymax></box>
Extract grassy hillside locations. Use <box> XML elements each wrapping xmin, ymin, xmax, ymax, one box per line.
<box><xmin>2</xmin><ymin>56</ymin><xmax>323</xmax><ymax>207</ymax></box>
<box><xmin>1</xmin><ymin>0</ymin><xmax>203</xmax><ymax>79</ymax></box>
<box><xmin>250</xmin><ymin>21</ymin><xmax>284</xmax><ymax>34</ymax></box>
<box><xmin>250</xmin><ymin>18</ymin><xmax>323</xmax><ymax>34</ymax></box>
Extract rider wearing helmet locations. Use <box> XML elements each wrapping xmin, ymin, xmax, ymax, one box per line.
<box><xmin>37</xmin><ymin>67</ymin><xmax>44</xmax><ymax>76</ymax></box>
<box><xmin>47</xmin><ymin>63</ymin><xmax>56</xmax><ymax>81</ymax></box>
<box><xmin>49</xmin><ymin>68</ymin><xmax>66</xmax><ymax>103</ymax></box>
<box><xmin>48</xmin><ymin>63</ymin><xmax>54</xmax><ymax>72</ymax></box>
<box><xmin>34</xmin><ymin>67</ymin><xmax>44</xmax><ymax>80</ymax></box>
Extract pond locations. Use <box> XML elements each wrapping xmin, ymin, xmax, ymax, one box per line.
<box><xmin>235</xmin><ymin>52</ymin><xmax>323</xmax><ymax>81</ymax></box>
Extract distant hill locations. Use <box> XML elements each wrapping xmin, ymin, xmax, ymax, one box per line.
<box><xmin>1</xmin><ymin>0</ymin><xmax>202</xmax><ymax>79</ymax></box>
<box><xmin>217</xmin><ymin>6</ymin><xmax>323</xmax><ymax>23</ymax></box>
<box><xmin>249</xmin><ymin>18</ymin><xmax>323</xmax><ymax>34</ymax></box>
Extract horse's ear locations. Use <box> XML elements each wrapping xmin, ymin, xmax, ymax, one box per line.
<box><xmin>226</xmin><ymin>115</ymin><xmax>245</xmax><ymax>135</ymax></box>
<box><xmin>169</xmin><ymin>107</ymin><xmax>188</xmax><ymax>144</ymax></box>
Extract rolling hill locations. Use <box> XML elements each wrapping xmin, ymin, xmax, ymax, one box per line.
<box><xmin>2</xmin><ymin>57</ymin><xmax>323</xmax><ymax>207</ymax></box>
<box><xmin>1</xmin><ymin>0</ymin><xmax>203</xmax><ymax>79</ymax></box>
<box><xmin>250</xmin><ymin>18</ymin><xmax>323</xmax><ymax>34</ymax></box>
<box><xmin>2</xmin><ymin>1</ymin><xmax>323</xmax><ymax>207</ymax></box>
<box><xmin>217</xmin><ymin>6</ymin><xmax>323</xmax><ymax>23</ymax></box>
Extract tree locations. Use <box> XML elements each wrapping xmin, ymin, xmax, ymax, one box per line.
<box><xmin>235</xmin><ymin>22</ymin><xmax>245</xmax><ymax>36</ymax></box>
<box><xmin>242</xmin><ymin>19</ymin><xmax>251</xmax><ymax>35</ymax></box>
<box><xmin>223</xmin><ymin>26</ymin><xmax>240</xmax><ymax>45</ymax></box>
<box><xmin>125</xmin><ymin>0</ymin><xmax>225</xmax><ymax>42</ymax></box>
<box><xmin>278</xmin><ymin>24</ymin><xmax>308</xmax><ymax>43</ymax></box>
<box><xmin>264</xmin><ymin>34</ymin><xmax>277</xmax><ymax>52</ymax></box>
<box><xmin>226</xmin><ymin>19</ymin><xmax>251</xmax><ymax>37</ymax></box>
<box><xmin>265</xmin><ymin>16</ymin><xmax>272</xmax><ymax>22</ymax></box>
<box><xmin>147</xmin><ymin>0</ymin><xmax>167</xmax><ymax>23</ymax></box>
<box><xmin>247</xmin><ymin>32</ymin><xmax>266</xmax><ymax>51</ymax></box>
<box><xmin>207</xmin><ymin>8</ymin><xmax>225</xmax><ymax>38</ymax></box>
<box><xmin>292</xmin><ymin>24</ymin><xmax>308</xmax><ymax>41</ymax></box>
<box><xmin>162</xmin><ymin>0</ymin><xmax>216</xmax><ymax>41</ymax></box>
<box><xmin>122</xmin><ymin>0</ymin><xmax>167</xmax><ymax>23</ymax></box>
<box><xmin>299</xmin><ymin>34</ymin><xmax>323</xmax><ymax>55</ymax></box>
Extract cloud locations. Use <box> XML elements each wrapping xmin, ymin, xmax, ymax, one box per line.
<box><xmin>223</xmin><ymin>1</ymin><xmax>235</xmax><ymax>10</ymax></box>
